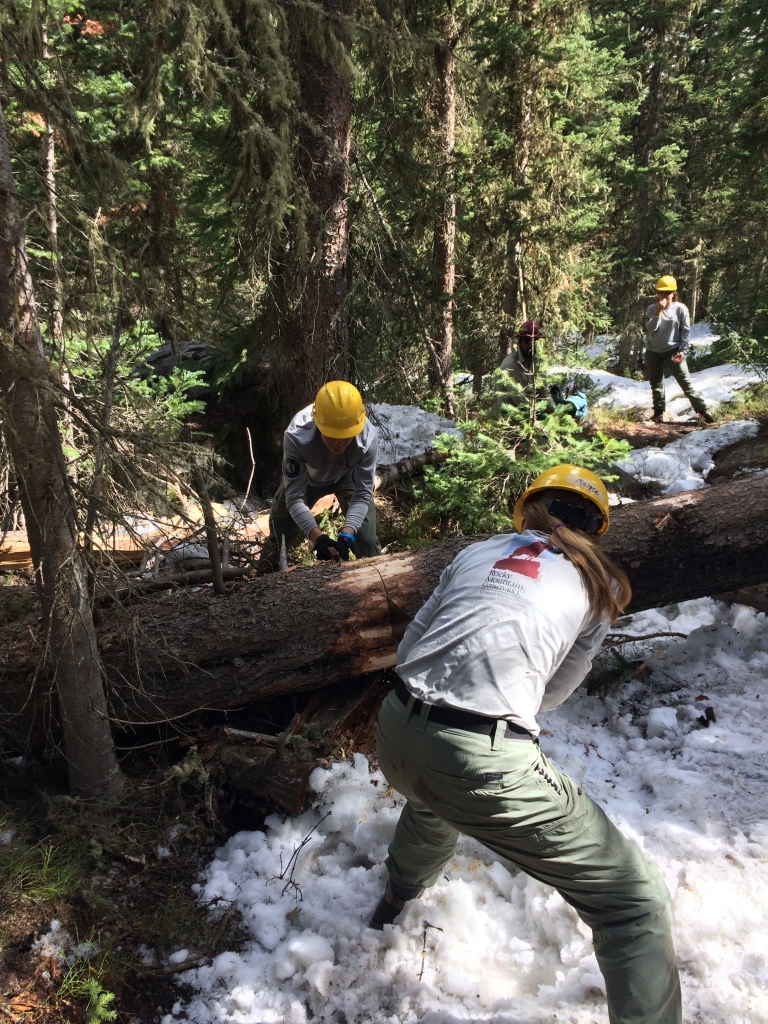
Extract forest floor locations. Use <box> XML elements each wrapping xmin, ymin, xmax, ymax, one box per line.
<box><xmin>0</xmin><ymin>736</ymin><xmax>256</xmax><ymax>1024</ymax></box>
<box><xmin>2</xmin><ymin>381</ymin><xmax>768</xmax><ymax>1024</ymax></box>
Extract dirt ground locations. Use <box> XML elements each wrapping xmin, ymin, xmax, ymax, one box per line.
<box><xmin>586</xmin><ymin>419</ymin><xmax>702</xmax><ymax>447</ymax></box>
<box><xmin>0</xmin><ymin>740</ymin><xmax>258</xmax><ymax>1024</ymax></box>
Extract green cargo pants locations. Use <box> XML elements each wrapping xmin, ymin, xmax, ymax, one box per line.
<box><xmin>260</xmin><ymin>469</ymin><xmax>381</xmax><ymax>569</ymax></box>
<box><xmin>375</xmin><ymin>689</ymin><xmax>681</xmax><ymax>1024</ymax></box>
<box><xmin>645</xmin><ymin>348</ymin><xmax>707</xmax><ymax>416</ymax></box>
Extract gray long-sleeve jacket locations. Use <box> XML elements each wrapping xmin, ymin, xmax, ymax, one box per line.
<box><xmin>644</xmin><ymin>301</ymin><xmax>691</xmax><ymax>356</ymax></box>
<box><xmin>396</xmin><ymin>533</ymin><xmax>609</xmax><ymax>736</ymax></box>
<box><xmin>282</xmin><ymin>405</ymin><xmax>378</xmax><ymax>537</ymax></box>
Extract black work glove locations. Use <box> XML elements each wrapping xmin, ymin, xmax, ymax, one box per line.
<box><xmin>314</xmin><ymin>534</ymin><xmax>339</xmax><ymax>561</ymax></box>
<box><xmin>314</xmin><ymin>534</ymin><xmax>354</xmax><ymax>562</ymax></box>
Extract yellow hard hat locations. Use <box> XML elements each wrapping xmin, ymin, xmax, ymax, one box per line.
<box><xmin>655</xmin><ymin>275</ymin><xmax>677</xmax><ymax>292</ymax></box>
<box><xmin>513</xmin><ymin>464</ymin><xmax>610</xmax><ymax>535</ymax></box>
<box><xmin>312</xmin><ymin>381</ymin><xmax>366</xmax><ymax>439</ymax></box>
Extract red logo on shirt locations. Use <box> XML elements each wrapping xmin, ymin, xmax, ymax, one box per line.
<box><xmin>493</xmin><ymin>540</ymin><xmax>547</xmax><ymax>579</ymax></box>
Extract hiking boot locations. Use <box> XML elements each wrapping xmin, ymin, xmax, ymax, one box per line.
<box><xmin>698</xmin><ymin>409</ymin><xmax>714</xmax><ymax>423</ymax></box>
<box><xmin>652</xmin><ymin>411</ymin><xmax>665</xmax><ymax>423</ymax></box>
<box><xmin>368</xmin><ymin>880</ymin><xmax>424</xmax><ymax>930</ymax></box>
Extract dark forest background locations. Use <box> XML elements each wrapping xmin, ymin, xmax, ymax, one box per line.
<box><xmin>3</xmin><ymin>0</ymin><xmax>766</xmax><ymax>431</ymax></box>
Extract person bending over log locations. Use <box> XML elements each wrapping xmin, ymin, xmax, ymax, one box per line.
<box><xmin>370</xmin><ymin>464</ymin><xmax>681</xmax><ymax>1024</ymax></box>
<box><xmin>259</xmin><ymin>381</ymin><xmax>381</xmax><ymax>570</ymax></box>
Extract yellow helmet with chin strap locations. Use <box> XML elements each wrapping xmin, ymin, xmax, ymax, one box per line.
<box><xmin>513</xmin><ymin>464</ymin><xmax>610</xmax><ymax>536</ymax></box>
<box><xmin>313</xmin><ymin>381</ymin><xmax>366</xmax><ymax>439</ymax></box>
<box><xmin>655</xmin><ymin>275</ymin><xmax>677</xmax><ymax>292</ymax></box>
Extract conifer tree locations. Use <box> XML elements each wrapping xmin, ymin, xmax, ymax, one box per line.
<box><xmin>0</xmin><ymin>99</ymin><xmax>125</xmax><ymax>800</ymax></box>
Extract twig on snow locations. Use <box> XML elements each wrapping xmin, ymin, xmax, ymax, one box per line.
<box><xmin>271</xmin><ymin>811</ymin><xmax>331</xmax><ymax>902</ymax></box>
<box><xmin>419</xmin><ymin>922</ymin><xmax>444</xmax><ymax>982</ymax></box>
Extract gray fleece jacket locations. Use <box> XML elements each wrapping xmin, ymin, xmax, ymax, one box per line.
<box><xmin>644</xmin><ymin>301</ymin><xmax>691</xmax><ymax>356</ymax></box>
<box><xmin>282</xmin><ymin>405</ymin><xmax>378</xmax><ymax>537</ymax></box>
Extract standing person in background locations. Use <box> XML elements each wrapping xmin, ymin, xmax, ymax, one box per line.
<box><xmin>644</xmin><ymin>276</ymin><xmax>713</xmax><ymax>423</ymax></box>
<box><xmin>258</xmin><ymin>381</ymin><xmax>381</xmax><ymax>571</ymax></box>
<box><xmin>369</xmin><ymin>464</ymin><xmax>681</xmax><ymax>1024</ymax></box>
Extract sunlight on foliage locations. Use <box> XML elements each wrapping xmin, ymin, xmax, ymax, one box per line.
<box><xmin>0</xmin><ymin>826</ymin><xmax>83</xmax><ymax>904</ymax></box>
<box><xmin>407</xmin><ymin>389</ymin><xmax>630</xmax><ymax>536</ymax></box>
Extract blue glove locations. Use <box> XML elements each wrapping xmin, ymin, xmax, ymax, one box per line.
<box><xmin>314</xmin><ymin>532</ymin><xmax>355</xmax><ymax>562</ymax></box>
<box><xmin>333</xmin><ymin>531</ymin><xmax>356</xmax><ymax>561</ymax></box>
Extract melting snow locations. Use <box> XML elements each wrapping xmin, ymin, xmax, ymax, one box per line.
<box><xmin>616</xmin><ymin>419</ymin><xmax>760</xmax><ymax>495</ymax></box>
<box><xmin>579</xmin><ymin>363</ymin><xmax>761</xmax><ymax>421</ymax></box>
<box><xmin>369</xmin><ymin>404</ymin><xmax>461</xmax><ymax>466</ymax></box>
<box><xmin>32</xmin><ymin>921</ymin><xmax>97</xmax><ymax>965</ymax></box>
<box><xmin>170</xmin><ymin>598</ymin><xmax>768</xmax><ymax>1024</ymax></box>
<box><xmin>576</xmin><ymin>322</ymin><xmax>720</xmax><ymax>364</ymax></box>
<box><xmin>32</xmin><ymin>921</ymin><xmax>73</xmax><ymax>964</ymax></box>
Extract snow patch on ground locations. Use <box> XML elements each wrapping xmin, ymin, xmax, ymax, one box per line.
<box><xmin>616</xmin><ymin>419</ymin><xmax>760</xmax><ymax>494</ymax></box>
<box><xmin>549</xmin><ymin>359</ymin><xmax>759</xmax><ymax>421</ymax></box>
<box><xmin>170</xmin><ymin>598</ymin><xmax>768</xmax><ymax>1024</ymax></box>
<box><xmin>32</xmin><ymin>921</ymin><xmax>73</xmax><ymax>964</ymax></box>
<box><xmin>577</xmin><ymin>322</ymin><xmax>720</xmax><ymax>364</ymax></box>
<box><xmin>687</xmin><ymin>321</ymin><xmax>720</xmax><ymax>352</ymax></box>
<box><xmin>369</xmin><ymin>404</ymin><xmax>461</xmax><ymax>465</ymax></box>
<box><xmin>32</xmin><ymin>921</ymin><xmax>97</xmax><ymax>966</ymax></box>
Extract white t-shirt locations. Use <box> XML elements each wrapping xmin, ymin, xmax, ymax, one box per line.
<box><xmin>395</xmin><ymin>532</ymin><xmax>609</xmax><ymax>735</ymax></box>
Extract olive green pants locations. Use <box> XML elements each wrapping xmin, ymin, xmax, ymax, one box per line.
<box><xmin>645</xmin><ymin>348</ymin><xmax>707</xmax><ymax>415</ymax></box>
<box><xmin>375</xmin><ymin>690</ymin><xmax>681</xmax><ymax>1024</ymax></box>
<box><xmin>260</xmin><ymin>470</ymin><xmax>381</xmax><ymax>569</ymax></box>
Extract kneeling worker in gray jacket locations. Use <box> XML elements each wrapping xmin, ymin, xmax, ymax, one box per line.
<box><xmin>259</xmin><ymin>381</ymin><xmax>381</xmax><ymax>570</ymax></box>
<box><xmin>644</xmin><ymin>275</ymin><xmax>712</xmax><ymax>423</ymax></box>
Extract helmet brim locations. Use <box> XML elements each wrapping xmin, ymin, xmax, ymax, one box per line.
<box><xmin>513</xmin><ymin>484</ymin><xmax>609</xmax><ymax>535</ymax></box>
<box><xmin>312</xmin><ymin>413</ymin><xmax>366</xmax><ymax>439</ymax></box>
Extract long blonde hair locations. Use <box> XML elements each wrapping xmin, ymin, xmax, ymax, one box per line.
<box><xmin>522</xmin><ymin>499</ymin><xmax>631</xmax><ymax>622</ymax></box>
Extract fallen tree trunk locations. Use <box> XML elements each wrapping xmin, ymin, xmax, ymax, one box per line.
<box><xmin>374</xmin><ymin>448</ymin><xmax>448</xmax><ymax>491</ymax></box>
<box><xmin>220</xmin><ymin>673</ymin><xmax>390</xmax><ymax>814</ymax></box>
<box><xmin>3</xmin><ymin>475</ymin><xmax>767</xmax><ymax>725</ymax></box>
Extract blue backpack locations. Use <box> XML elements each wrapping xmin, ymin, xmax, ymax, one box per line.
<box><xmin>569</xmin><ymin>390</ymin><xmax>589</xmax><ymax>421</ymax></box>
<box><xmin>550</xmin><ymin>385</ymin><xmax>589</xmax><ymax>421</ymax></box>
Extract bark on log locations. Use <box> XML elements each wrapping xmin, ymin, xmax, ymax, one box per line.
<box><xmin>3</xmin><ymin>476</ymin><xmax>767</xmax><ymax>726</ymax></box>
<box><xmin>219</xmin><ymin>674</ymin><xmax>390</xmax><ymax>814</ymax></box>
<box><xmin>374</xmin><ymin>450</ymin><xmax>448</xmax><ymax>491</ymax></box>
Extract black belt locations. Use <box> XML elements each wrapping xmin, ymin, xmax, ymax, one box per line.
<box><xmin>394</xmin><ymin>680</ymin><xmax>532</xmax><ymax>741</ymax></box>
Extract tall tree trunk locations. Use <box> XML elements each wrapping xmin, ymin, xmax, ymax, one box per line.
<box><xmin>0</xmin><ymin>102</ymin><xmax>124</xmax><ymax>799</ymax></box>
<box><xmin>630</xmin><ymin>62</ymin><xmax>663</xmax><ymax>260</ymax></box>
<box><xmin>430</xmin><ymin>13</ymin><xmax>457</xmax><ymax>418</ymax></box>
<box><xmin>499</xmin><ymin>19</ymin><xmax>534</xmax><ymax>364</ymax></box>
<box><xmin>614</xmin><ymin>27</ymin><xmax>665</xmax><ymax>373</ymax></box>
<box><xmin>298</xmin><ymin>0</ymin><xmax>352</xmax><ymax>403</ymax></box>
<box><xmin>686</xmin><ymin>237</ymin><xmax>705</xmax><ymax>324</ymax></box>
<box><xmin>41</xmin><ymin>23</ymin><xmax>76</xmax><ymax>480</ymax></box>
